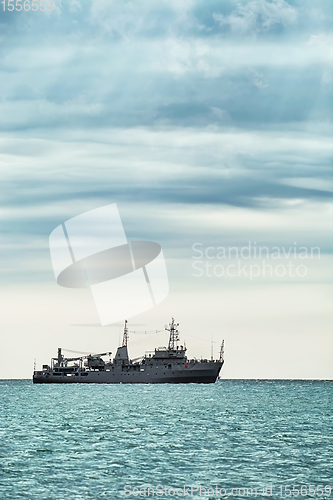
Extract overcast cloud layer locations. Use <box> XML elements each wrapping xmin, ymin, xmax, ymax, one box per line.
<box><xmin>1</xmin><ymin>0</ymin><xmax>332</xmax><ymax>282</ymax></box>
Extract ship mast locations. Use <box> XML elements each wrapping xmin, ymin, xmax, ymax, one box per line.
<box><xmin>219</xmin><ymin>340</ymin><xmax>224</xmax><ymax>362</ymax></box>
<box><xmin>166</xmin><ymin>318</ymin><xmax>180</xmax><ymax>350</ymax></box>
<box><xmin>122</xmin><ymin>320</ymin><xmax>129</xmax><ymax>347</ymax></box>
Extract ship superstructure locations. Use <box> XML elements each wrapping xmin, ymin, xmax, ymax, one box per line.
<box><xmin>33</xmin><ymin>318</ymin><xmax>224</xmax><ymax>384</ymax></box>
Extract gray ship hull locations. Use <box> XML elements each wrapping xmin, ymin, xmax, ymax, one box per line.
<box><xmin>33</xmin><ymin>361</ymin><xmax>223</xmax><ymax>384</ymax></box>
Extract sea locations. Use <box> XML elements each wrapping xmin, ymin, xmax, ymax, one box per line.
<box><xmin>0</xmin><ymin>380</ymin><xmax>332</xmax><ymax>500</ymax></box>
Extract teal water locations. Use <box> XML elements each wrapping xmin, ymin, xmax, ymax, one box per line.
<box><xmin>0</xmin><ymin>380</ymin><xmax>332</xmax><ymax>499</ymax></box>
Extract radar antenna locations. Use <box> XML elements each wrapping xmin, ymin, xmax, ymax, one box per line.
<box><xmin>122</xmin><ymin>320</ymin><xmax>129</xmax><ymax>347</ymax></box>
<box><xmin>166</xmin><ymin>318</ymin><xmax>180</xmax><ymax>350</ymax></box>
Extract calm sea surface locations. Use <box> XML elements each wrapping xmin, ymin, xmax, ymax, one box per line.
<box><xmin>0</xmin><ymin>380</ymin><xmax>332</xmax><ymax>500</ymax></box>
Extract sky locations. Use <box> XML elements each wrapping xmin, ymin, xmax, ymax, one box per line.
<box><xmin>0</xmin><ymin>0</ymin><xmax>332</xmax><ymax>379</ymax></box>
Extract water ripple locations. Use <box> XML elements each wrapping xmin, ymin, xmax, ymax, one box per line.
<box><xmin>0</xmin><ymin>380</ymin><xmax>332</xmax><ymax>499</ymax></box>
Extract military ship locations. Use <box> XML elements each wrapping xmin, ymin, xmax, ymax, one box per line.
<box><xmin>33</xmin><ymin>318</ymin><xmax>224</xmax><ymax>384</ymax></box>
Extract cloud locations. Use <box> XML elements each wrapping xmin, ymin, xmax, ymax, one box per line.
<box><xmin>0</xmin><ymin>0</ymin><xmax>331</xmax><ymax>136</ymax></box>
<box><xmin>0</xmin><ymin>0</ymin><xmax>332</xmax><ymax>289</ymax></box>
<box><xmin>0</xmin><ymin>40</ymin><xmax>331</xmax><ymax>132</ymax></box>
<box><xmin>213</xmin><ymin>0</ymin><xmax>298</xmax><ymax>36</ymax></box>
<box><xmin>1</xmin><ymin>127</ymin><xmax>332</xmax><ymax>226</ymax></box>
